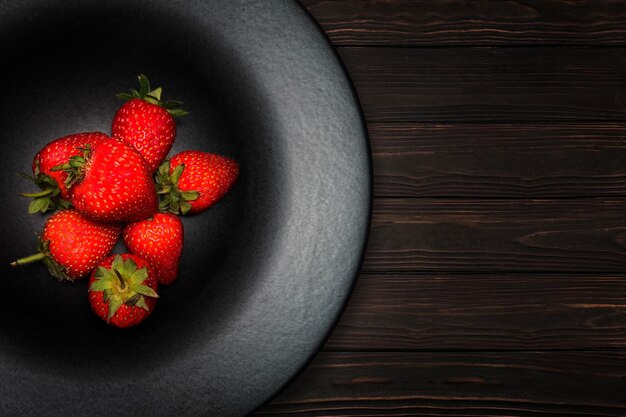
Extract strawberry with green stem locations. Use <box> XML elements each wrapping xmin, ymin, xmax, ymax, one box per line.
<box><xmin>20</xmin><ymin>132</ymin><xmax>108</xmax><ymax>214</ymax></box>
<box><xmin>156</xmin><ymin>151</ymin><xmax>239</xmax><ymax>215</ymax></box>
<box><xmin>52</xmin><ymin>137</ymin><xmax>158</xmax><ymax>223</ymax></box>
<box><xmin>113</xmin><ymin>74</ymin><xmax>187</xmax><ymax>172</ymax></box>
<box><xmin>10</xmin><ymin>209</ymin><xmax>121</xmax><ymax>281</ymax></box>
<box><xmin>89</xmin><ymin>254</ymin><xmax>159</xmax><ymax>328</ymax></box>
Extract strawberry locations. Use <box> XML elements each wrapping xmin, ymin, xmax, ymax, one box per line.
<box><xmin>88</xmin><ymin>254</ymin><xmax>159</xmax><ymax>328</ymax></box>
<box><xmin>10</xmin><ymin>209</ymin><xmax>121</xmax><ymax>281</ymax></box>
<box><xmin>20</xmin><ymin>132</ymin><xmax>108</xmax><ymax>214</ymax></box>
<box><xmin>123</xmin><ymin>213</ymin><xmax>183</xmax><ymax>285</ymax></box>
<box><xmin>156</xmin><ymin>151</ymin><xmax>239</xmax><ymax>215</ymax></box>
<box><xmin>112</xmin><ymin>74</ymin><xmax>187</xmax><ymax>172</ymax></box>
<box><xmin>53</xmin><ymin>137</ymin><xmax>158</xmax><ymax>223</ymax></box>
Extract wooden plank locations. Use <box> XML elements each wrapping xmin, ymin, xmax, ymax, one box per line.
<box><xmin>324</xmin><ymin>273</ymin><xmax>626</xmax><ymax>351</ymax></box>
<box><xmin>338</xmin><ymin>47</ymin><xmax>626</xmax><ymax>122</ymax></box>
<box><xmin>364</xmin><ymin>198</ymin><xmax>626</xmax><ymax>272</ymax></box>
<box><xmin>300</xmin><ymin>0</ymin><xmax>626</xmax><ymax>46</ymax></box>
<box><xmin>257</xmin><ymin>352</ymin><xmax>626</xmax><ymax>416</ymax></box>
<box><xmin>370</xmin><ymin>123</ymin><xmax>626</xmax><ymax>198</ymax></box>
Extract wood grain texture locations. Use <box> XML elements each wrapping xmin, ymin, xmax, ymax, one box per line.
<box><xmin>257</xmin><ymin>352</ymin><xmax>626</xmax><ymax>416</ymax></box>
<box><xmin>271</xmin><ymin>4</ymin><xmax>626</xmax><ymax>416</ymax></box>
<box><xmin>300</xmin><ymin>0</ymin><xmax>626</xmax><ymax>46</ymax></box>
<box><xmin>365</xmin><ymin>198</ymin><xmax>626</xmax><ymax>272</ymax></box>
<box><xmin>370</xmin><ymin>123</ymin><xmax>626</xmax><ymax>198</ymax></box>
<box><xmin>338</xmin><ymin>47</ymin><xmax>626</xmax><ymax>122</ymax></box>
<box><xmin>324</xmin><ymin>273</ymin><xmax>626</xmax><ymax>351</ymax></box>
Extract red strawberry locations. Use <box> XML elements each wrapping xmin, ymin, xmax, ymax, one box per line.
<box><xmin>123</xmin><ymin>213</ymin><xmax>183</xmax><ymax>285</ymax></box>
<box><xmin>155</xmin><ymin>151</ymin><xmax>239</xmax><ymax>215</ymax></box>
<box><xmin>112</xmin><ymin>74</ymin><xmax>187</xmax><ymax>172</ymax></box>
<box><xmin>88</xmin><ymin>254</ymin><xmax>159</xmax><ymax>328</ymax></box>
<box><xmin>54</xmin><ymin>137</ymin><xmax>158</xmax><ymax>223</ymax></box>
<box><xmin>20</xmin><ymin>132</ymin><xmax>107</xmax><ymax>214</ymax></box>
<box><xmin>10</xmin><ymin>209</ymin><xmax>121</xmax><ymax>281</ymax></box>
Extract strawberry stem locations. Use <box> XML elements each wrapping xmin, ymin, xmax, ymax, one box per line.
<box><xmin>11</xmin><ymin>240</ymin><xmax>73</xmax><ymax>282</ymax></box>
<box><xmin>21</xmin><ymin>189</ymin><xmax>54</xmax><ymax>198</ymax></box>
<box><xmin>114</xmin><ymin>269</ymin><xmax>126</xmax><ymax>289</ymax></box>
<box><xmin>11</xmin><ymin>252</ymin><xmax>46</xmax><ymax>266</ymax></box>
<box><xmin>89</xmin><ymin>255</ymin><xmax>158</xmax><ymax>319</ymax></box>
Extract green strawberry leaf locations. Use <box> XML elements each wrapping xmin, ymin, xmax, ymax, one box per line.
<box><xmin>107</xmin><ymin>295</ymin><xmax>123</xmax><ymax>321</ymax></box>
<box><xmin>90</xmin><ymin>279</ymin><xmax>113</xmax><ymax>292</ymax></box>
<box><xmin>180</xmin><ymin>191</ymin><xmax>200</xmax><ymax>201</ymax></box>
<box><xmin>39</xmin><ymin>240</ymin><xmax>50</xmax><ymax>253</ymax></box>
<box><xmin>58</xmin><ymin>198</ymin><xmax>71</xmax><ymax>209</ymax></box>
<box><xmin>167</xmin><ymin>108</ymin><xmax>189</xmax><ymax>117</ymax></box>
<box><xmin>149</xmin><ymin>87</ymin><xmax>163</xmax><ymax>101</ymax></box>
<box><xmin>28</xmin><ymin>198</ymin><xmax>45</xmax><ymax>214</ymax></box>
<box><xmin>17</xmin><ymin>172</ymin><xmax>35</xmax><ymax>182</ymax></box>
<box><xmin>116</xmin><ymin>92</ymin><xmax>135</xmax><ymax>101</ymax></box>
<box><xmin>180</xmin><ymin>200</ymin><xmax>192</xmax><ymax>215</ymax></box>
<box><xmin>129</xmin><ymin>268</ymin><xmax>148</xmax><ymax>285</ymax></box>
<box><xmin>161</xmin><ymin>100</ymin><xmax>184</xmax><ymax>109</ymax></box>
<box><xmin>109</xmin><ymin>254</ymin><xmax>124</xmax><ymax>273</ymax></box>
<box><xmin>135</xmin><ymin>296</ymin><xmax>150</xmax><ymax>311</ymax></box>
<box><xmin>42</xmin><ymin>256</ymin><xmax>73</xmax><ymax>282</ymax></box>
<box><xmin>170</xmin><ymin>164</ymin><xmax>185</xmax><ymax>185</ymax></box>
<box><xmin>169</xmin><ymin>200</ymin><xmax>180</xmax><ymax>214</ymax></box>
<box><xmin>131</xmin><ymin>283</ymin><xmax>159</xmax><ymax>298</ymax></box>
<box><xmin>19</xmin><ymin>171</ymin><xmax>67</xmax><ymax>215</ymax></box>
<box><xmin>95</xmin><ymin>265</ymin><xmax>114</xmax><ymax>279</ymax></box>
<box><xmin>123</xmin><ymin>257</ymin><xmax>137</xmax><ymax>274</ymax></box>
<box><xmin>39</xmin><ymin>199</ymin><xmax>50</xmax><ymax>213</ymax></box>
<box><xmin>69</xmin><ymin>157</ymin><xmax>84</xmax><ymax>168</ymax></box>
<box><xmin>144</xmin><ymin>95</ymin><xmax>159</xmax><ymax>105</ymax></box>
<box><xmin>158</xmin><ymin>197</ymin><xmax>170</xmax><ymax>210</ymax></box>
<box><xmin>111</xmin><ymin>255</ymin><xmax>125</xmax><ymax>273</ymax></box>
<box><xmin>138</xmin><ymin>74</ymin><xmax>150</xmax><ymax>97</ymax></box>
<box><xmin>158</xmin><ymin>160</ymin><xmax>170</xmax><ymax>178</ymax></box>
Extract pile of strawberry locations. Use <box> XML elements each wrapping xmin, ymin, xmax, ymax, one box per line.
<box><xmin>11</xmin><ymin>75</ymin><xmax>238</xmax><ymax>328</ymax></box>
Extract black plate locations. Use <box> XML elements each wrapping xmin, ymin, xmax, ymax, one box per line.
<box><xmin>0</xmin><ymin>1</ymin><xmax>370</xmax><ymax>416</ymax></box>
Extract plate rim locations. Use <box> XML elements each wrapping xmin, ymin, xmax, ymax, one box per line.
<box><xmin>249</xmin><ymin>1</ymin><xmax>373</xmax><ymax>414</ymax></box>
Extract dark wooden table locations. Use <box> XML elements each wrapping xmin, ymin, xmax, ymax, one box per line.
<box><xmin>256</xmin><ymin>1</ymin><xmax>626</xmax><ymax>415</ymax></box>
